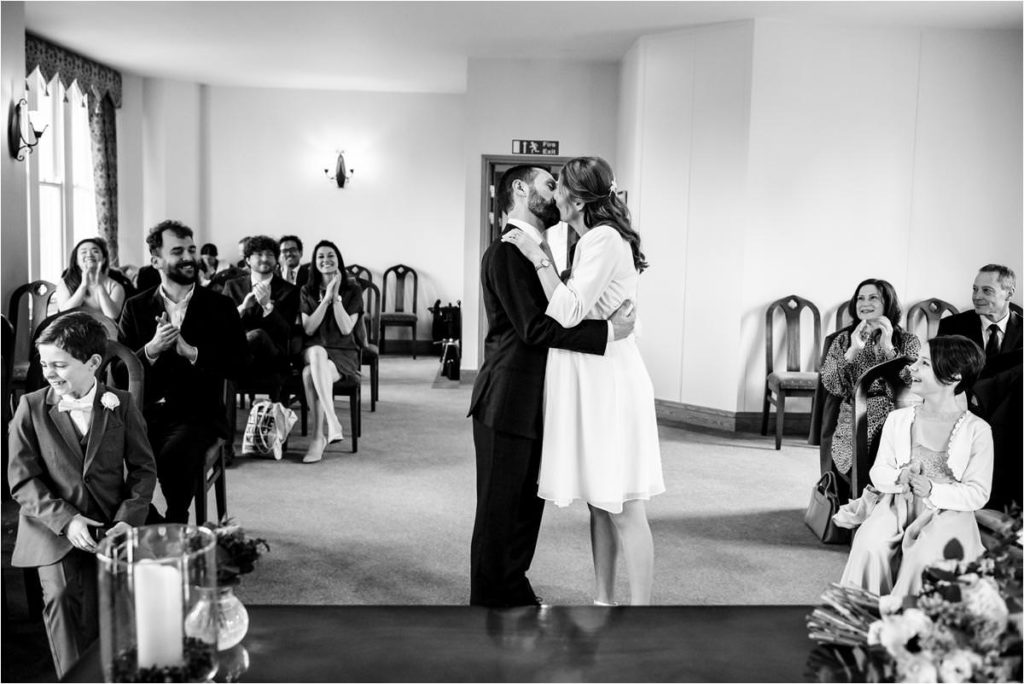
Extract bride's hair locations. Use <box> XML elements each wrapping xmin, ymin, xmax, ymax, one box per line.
<box><xmin>560</xmin><ymin>157</ymin><xmax>647</xmax><ymax>272</ymax></box>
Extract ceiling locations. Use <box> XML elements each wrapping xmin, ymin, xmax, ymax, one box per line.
<box><xmin>24</xmin><ymin>1</ymin><xmax>1023</xmax><ymax>93</ymax></box>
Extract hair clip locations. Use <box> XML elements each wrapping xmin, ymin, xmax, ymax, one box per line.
<box><xmin>608</xmin><ymin>180</ymin><xmax>618</xmax><ymax>197</ymax></box>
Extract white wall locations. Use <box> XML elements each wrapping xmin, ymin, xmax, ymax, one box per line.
<box><xmin>204</xmin><ymin>85</ymin><xmax>466</xmax><ymax>340</ymax></box>
<box><xmin>1</xmin><ymin>1</ymin><xmax>28</xmax><ymax>306</ymax></box>
<box><xmin>460</xmin><ymin>58</ymin><xmax>620</xmax><ymax>369</ymax></box>
<box><xmin>619</xmin><ymin>20</ymin><xmax>1022</xmax><ymax>416</ymax></box>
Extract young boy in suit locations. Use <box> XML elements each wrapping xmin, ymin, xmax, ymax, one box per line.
<box><xmin>7</xmin><ymin>312</ymin><xmax>157</xmax><ymax>678</ymax></box>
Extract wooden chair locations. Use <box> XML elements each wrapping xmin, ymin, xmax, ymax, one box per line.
<box><xmin>346</xmin><ymin>264</ymin><xmax>372</xmax><ymax>287</ymax></box>
<box><xmin>380</xmin><ymin>264</ymin><xmax>419</xmax><ymax>358</ymax></box>
<box><xmin>7</xmin><ymin>281</ymin><xmax>56</xmax><ymax>397</ymax></box>
<box><xmin>808</xmin><ymin>330</ymin><xmax>844</xmax><ymax>478</ymax></box>
<box><xmin>906</xmin><ymin>298</ymin><xmax>958</xmax><ymax>340</ymax></box>
<box><xmin>285</xmin><ymin>359</ymin><xmax>362</xmax><ymax>453</ymax></box>
<box><xmin>849</xmin><ymin>355</ymin><xmax>913</xmax><ymax>498</ymax></box>
<box><xmin>358</xmin><ymin>281</ymin><xmax>381</xmax><ymax>411</ymax></box>
<box><xmin>762</xmin><ymin>295</ymin><xmax>821</xmax><ymax>449</ymax></box>
<box><xmin>834</xmin><ymin>300</ymin><xmax>853</xmax><ymax>333</ymax></box>
<box><xmin>194</xmin><ymin>380</ymin><xmax>230</xmax><ymax>525</ymax></box>
<box><xmin>96</xmin><ymin>340</ymin><xmax>144</xmax><ymax>407</ymax></box>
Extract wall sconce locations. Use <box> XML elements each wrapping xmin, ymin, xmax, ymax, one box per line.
<box><xmin>8</xmin><ymin>98</ymin><xmax>47</xmax><ymax>161</ymax></box>
<box><xmin>324</xmin><ymin>151</ymin><xmax>354</xmax><ymax>188</ymax></box>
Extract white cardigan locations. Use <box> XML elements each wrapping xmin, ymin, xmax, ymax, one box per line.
<box><xmin>869</xmin><ymin>407</ymin><xmax>993</xmax><ymax>512</ymax></box>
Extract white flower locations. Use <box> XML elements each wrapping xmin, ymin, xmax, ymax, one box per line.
<box><xmin>869</xmin><ymin>610</ymin><xmax>934</xmax><ymax>656</ymax></box>
<box><xmin>897</xmin><ymin>652</ymin><xmax>938</xmax><ymax>683</ymax></box>
<box><xmin>961</xmin><ymin>576</ymin><xmax>1009</xmax><ymax>633</ymax></box>
<box><xmin>100</xmin><ymin>392</ymin><xmax>120</xmax><ymax>411</ymax></box>
<box><xmin>878</xmin><ymin>594</ymin><xmax>904</xmax><ymax>616</ymax></box>
<box><xmin>938</xmin><ymin>649</ymin><xmax>982</xmax><ymax>683</ymax></box>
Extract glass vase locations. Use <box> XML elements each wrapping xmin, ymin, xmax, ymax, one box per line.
<box><xmin>184</xmin><ymin>585</ymin><xmax>250</xmax><ymax>650</ymax></box>
<box><xmin>96</xmin><ymin>525</ymin><xmax>219</xmax><ymax>683</ymax></box>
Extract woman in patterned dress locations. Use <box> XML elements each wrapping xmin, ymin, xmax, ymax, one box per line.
<box><xmin>835</xmin><ymin>335</ymin><xmax>990</xmax><ymax>598</ymax></box>
<box><xmin>821</xmin><ymin>279</ymin><xmax>920</xmax><ymax>501</ymax></box>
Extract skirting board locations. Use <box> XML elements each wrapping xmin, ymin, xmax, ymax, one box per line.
<box><xmin>655</xmin><ymin>399</ymin><xmax>812</xmax><ymax>434</ymax></box>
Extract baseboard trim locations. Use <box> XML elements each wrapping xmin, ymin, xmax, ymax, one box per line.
<box><xmin>655</xmin><ymin>400</ymin><xmax>811</xmax><ymax>435</ymax></box>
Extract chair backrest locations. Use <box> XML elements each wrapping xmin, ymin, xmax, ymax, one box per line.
<box><xmin>97</xmin><ymin>339</ymin><xmax>145</xmax><ymax>410</ymax></box>
<box><xmin>7</xmin><ymin>280</ymin><xmax>57</xmax><ymax>369</ymax></box>
<box><xmin>106</xmin><ymin>268</ymin><xmax>137</xmax><ymax>301</ymax></box>
<box><xmin>346</xmin><ymin>264</ymin><xmax>372</xmax><ymax>287</ymax></box>
<box><xmin>360</xmin><ymin>281</ymin><xmax>381</xmax><ymax>346</ymax></box>
<box><xmin>764</xmin><ymin>294</ymin><xmax>821</xmax><ymax>375</ymax></box>
<box><xmin>834</xmin><ymin>300</ymin><xmax>854</xmax><ymax>332</ymax></box>
<box><xmin>850</xmin><ymin>355</ymin><xmax>913</xmax><ymax>498</ymax></box>
<box><xmin>906</xmin><ymin>298</ymin><xmax>959</xmax><ymax>340</ymax></box>
<box><xmin>382</xmin><ymin>264</ymin><xmax>418</xmax><ymax>315</ymax></box>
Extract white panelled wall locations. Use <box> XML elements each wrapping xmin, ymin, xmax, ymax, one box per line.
<box><xmin>618</xmin><ymin>20</ymin><xmax>1022</xmax><ymax>421</ymax></box>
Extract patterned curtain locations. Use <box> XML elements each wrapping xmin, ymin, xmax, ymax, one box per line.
<box><xmin>25</xmin><ymin>33</ymin><xmax>122</xmax><ymax>264</ymax></box>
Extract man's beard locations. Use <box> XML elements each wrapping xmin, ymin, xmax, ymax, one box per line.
<box><xmin>166</xmin><ymin>260</ymin><xmax>198</xmax><ymax>285</ymax></box>
<box><xmin>528</xmin><ymin>190</ymin><xmax>561</xmax><ymax>228</ymax></box>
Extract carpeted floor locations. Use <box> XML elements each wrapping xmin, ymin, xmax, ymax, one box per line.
<box><xmin>223</xmin><ymin>356</ymin><xmax>848</xmax><ymax>607</ymax></box>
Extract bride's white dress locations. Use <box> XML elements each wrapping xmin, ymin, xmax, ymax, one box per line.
<box><xmin>539</xmin><ymin>224</ymin><xmax>665</xmax><ymax>514</ymax></box>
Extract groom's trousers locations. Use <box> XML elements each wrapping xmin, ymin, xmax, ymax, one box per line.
<box><xmin>470</xmin><ymin>418</ymin><xmax>546</xmax><ymax>607</ymax></box>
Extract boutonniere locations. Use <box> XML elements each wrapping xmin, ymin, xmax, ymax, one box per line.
<box><xmin>100</xmin><ymin>392</ymin><xmax>120</xmax><ymax>411</ymax></box>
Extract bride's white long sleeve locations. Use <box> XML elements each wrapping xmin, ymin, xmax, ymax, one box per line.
<box><xmin>546</xmin><ymin>226</ymin><xmax>622</xmax><ymax>328</ymax></box>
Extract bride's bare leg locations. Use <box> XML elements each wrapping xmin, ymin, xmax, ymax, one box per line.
<box><xmin>589</xmin><ymin>505</ymin><xmax>618</xmax><ymax>605</ymax></box>
<box><xmin>610</xmin><ymin>500</ymin><xmax>654</xmax><ymax>605</ymax></box>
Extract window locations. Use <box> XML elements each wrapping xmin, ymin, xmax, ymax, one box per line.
<box><xmin>26</xmin><ymin>70</ymin><xmax>98</xmax><ymax>285</ymax></box>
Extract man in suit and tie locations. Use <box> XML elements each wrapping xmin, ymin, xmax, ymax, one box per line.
<box><xmin>223</xmin><ymin>235</ymin><xmax>299</xmax><ymax>402</ymax></box>
<box><xmin>8</xmin><ymin>312</ymin><xmax>156</xmax><ymax>678</ymax></box>
<box><xmin>938</xmin><ymin>264</ymin><xmax>1022</xmax><ymax>510</ymax></box>
<box><xmin>119</xmin><ymin>220</ymin><xmax>246</xmax><ymax>524</ymax></box>
<box><xmin>278</xmin><ymin>235</ymin><xmax>310</xmax><ymax>287</ymax></box>
<box><xmin>467</xmin><ymin>165</ymin><xmax>635</xmax><ymax>608</ymax></box>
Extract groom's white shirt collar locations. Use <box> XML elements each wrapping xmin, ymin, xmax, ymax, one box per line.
<box><xmin>505</xmin><ymin>218</ymin><xmax>544</xmax><ymax>245</ymax></box>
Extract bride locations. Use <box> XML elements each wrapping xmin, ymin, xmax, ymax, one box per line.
<box><xmin>502</xmin><ymin>156</ymin><xmax>664</xmax><ymax>605</ymax></box>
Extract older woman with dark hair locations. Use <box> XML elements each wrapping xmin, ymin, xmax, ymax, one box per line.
<box><xmin>821</xmin><ymin>278</ymin><xmax>921</xmax><ymax>501</ymax></box>
<box><xmin>298</xmin><ymin>240</ymin><xmax>363</xmax><ymax>463</ymax></box>
<box><xmin>54</xmin><ymin>237</ymin><xmax>125</xmax><ymax>321</ymax></box>
<box><xmin>836</xmin><ymin>335</ymin><xmax>991</xmax><ymax>598</ymax></box>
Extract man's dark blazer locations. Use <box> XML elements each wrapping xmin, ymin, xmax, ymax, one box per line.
<box><xmin>937</xmin><ymin>310</ymin><xmax>1023</xmax><ymax>360</ymax></box>
<box><xmin>221</xmin><ymin>274</ymin><xmax>299</xmax><ymax>356</ymax></box>
<box><xmin>276</xmin><ymin>263</ymin><xmax>310</xmax><ymax>288</ymax></box>
<box><xmin>468</xmin><ymin>234</ymin><xmax>608</xmax><ymax>439</ymax></box>
<box><xmin>118</xmin><ymin>285</ymin><xmax>247</xmax><ymax>438</ymax></box>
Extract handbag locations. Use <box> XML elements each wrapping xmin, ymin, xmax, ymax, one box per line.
<box><xmin>242</xmin><ymin>400</ymin><xmax>298</xmax><ymax>460</ymax></box>
<box><xmin>804</xmin><ymin>472</ymin><xmax>851</xmax><ymax>545</ymax></box>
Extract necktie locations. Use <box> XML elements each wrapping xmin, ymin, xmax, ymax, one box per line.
<box><xmin>985</xmin><ymin>324</ymin><xmax>1001</xmax><ymax>358</ymax></box>
<box><xmin>287</xmin><ymin>268</ymin><xmax>296</xmax><ymax>284</ymax></box>
<box><xmin>539</xmin><ymin>239</ymin><xmax>555</xmax><ymax>264</ymax></box>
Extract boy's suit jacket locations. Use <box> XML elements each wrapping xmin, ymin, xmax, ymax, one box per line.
<box><xmin>7</xmin><ymin>383</ymin><xmax>157</xmax><ymax>567</ymax></box>
<box><xmin>118</xmin><ymin>285</ymin><xmax>247</xmax><ymax>437</ymax></box>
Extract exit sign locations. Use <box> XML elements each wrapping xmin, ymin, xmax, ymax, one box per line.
<box><xmin>512</xmin><ymin>140</ymin><xmax>559</xmax><ymax>155</ymax></box>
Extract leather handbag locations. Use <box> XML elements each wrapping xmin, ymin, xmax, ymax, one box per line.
<box><xmin>804</xmin><ymin>472</ymin><xmax>851</xmax><ymax>545</ymax></box>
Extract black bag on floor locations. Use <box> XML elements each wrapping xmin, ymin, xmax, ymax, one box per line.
<box><xmin>804</xmin><ymin>472</ymin><xmax>850</xmax><ymax>545</ymax></box>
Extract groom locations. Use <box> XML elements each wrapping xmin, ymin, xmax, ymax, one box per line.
<box><xmin>468</xmin><ymin>165</ymin><xmax>635</xmax><ymax>608</ymax></box>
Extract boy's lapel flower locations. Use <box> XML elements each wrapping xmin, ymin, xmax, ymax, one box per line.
<box><xmin>100</xmin><ymin>392</ymin><xmax>120</xmax><ymax>411</ymax></box>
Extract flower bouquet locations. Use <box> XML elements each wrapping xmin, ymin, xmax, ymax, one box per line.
<box><xmin>807</xmin><ymin>508</ymin><xmax>1022</xmax><ymax>682</ymax></box>
<box><xmin>202</xmin><ymin>518</ymin><xmax>270</xmax><ymax>586</ymax></box>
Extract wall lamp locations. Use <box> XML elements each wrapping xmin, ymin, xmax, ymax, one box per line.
<box><xmin>8</xmin><ymin>98</ymin><xmax>47</xmax><ymax>161</ymax></box>
<box><xmin>324</xmin><ymin>151</ymin><xmax>354</xmax><ymax>188</ymax></box>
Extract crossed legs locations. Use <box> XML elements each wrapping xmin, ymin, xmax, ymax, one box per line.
<box><xmin>301</xmin><ymin>345</ymin><xmax>343</xmax><ymax>463</ymax></box>
<box><xmin>589</xmin><ymin>500</ymin><xmax>654</xmax><ymax>605</ymax></box>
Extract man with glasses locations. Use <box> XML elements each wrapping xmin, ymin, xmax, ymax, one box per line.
<box><xmin>278</xmin><ymin>235</ymin><xmax>310</xmax><ymax>287</ymax></box>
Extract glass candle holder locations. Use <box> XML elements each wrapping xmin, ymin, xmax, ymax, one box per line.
<box><xmin>96</xmin><ymin>525</ymin><xmax>219</xmax><ymax>682</ymax></box>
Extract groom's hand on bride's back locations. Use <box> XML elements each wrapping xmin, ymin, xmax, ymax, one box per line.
<box><xmin>610</xmin><ymin>300</ymin><xmax>636</xmax><ymax>340</ymax></box>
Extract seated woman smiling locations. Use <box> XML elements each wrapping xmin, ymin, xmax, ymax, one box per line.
<box><xmin>835</xmin><ymin>335</ymin><xmax>991</xmax><ymax>598</ymax></box>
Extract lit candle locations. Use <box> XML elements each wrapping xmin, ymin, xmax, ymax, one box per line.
<box><xmin>134</xmin><ymin>561</ymin><xmax>184</xmax><ymax>668</ymax></box>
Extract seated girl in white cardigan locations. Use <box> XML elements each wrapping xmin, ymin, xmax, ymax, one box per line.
<box><xmin>835</xmin><ymin>334</ymin><xmax>992</xmax><ymax>598</ymax></box>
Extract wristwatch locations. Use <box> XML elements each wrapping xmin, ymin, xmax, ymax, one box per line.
<box><xmin>535</xmin><ymin>258</ymin><xmax>551</xmax><ymax>272</ymax></box>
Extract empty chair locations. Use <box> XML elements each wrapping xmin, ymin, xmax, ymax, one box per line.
<box><xmin>7</xmin><ymin>280</ymin><xmax>57</xmax><ymax>397</ymax></box>
<box><xmin>346</xmin><ymin>264</ymin><xmax>372</xmax><ymax>288</ymax></box>
<box><xmin>906</xmin><ymin>298</ymin><xmax>959</xmax><ymax>340</ymax></box>
<box><xmin>761</xmin><ymin>294</ymin><xmax>821</xmax><ymax>450</ymax></box>
<box><xmin>357</xmin><ymin>281</ymin><xmax>381</xmax><ymax>411</ymax></box>
<box><xmin>380</xmin><ymin>264</ymin><xmax>419</xmax><ymax>358</ymax></box>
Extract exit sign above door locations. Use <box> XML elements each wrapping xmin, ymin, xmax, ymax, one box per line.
<box><xmin>512</xmin><ymin>140</ymin><xmax>559</xmax><ymax>155</ymax></box>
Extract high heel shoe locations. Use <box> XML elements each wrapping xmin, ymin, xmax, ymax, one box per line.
<box><xmin>303</xmin><ymin>436</ymin><xmax>326</xmax><ymax>463</ymax></box>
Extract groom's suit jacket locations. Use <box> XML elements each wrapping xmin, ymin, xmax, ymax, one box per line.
<box><xmin>8</xmin><ymin>383</ymin><xmax>157</xmax><ymax>567</ymax></box>
<box><xmin>118</xmin><ymin>285</ymin><xmax>247</xmax><ymax>438</ymax></box>
<box><xmin>469</xmin><ymin>232</ymin><xmax>608</xmax><ymax>439</ymax></box>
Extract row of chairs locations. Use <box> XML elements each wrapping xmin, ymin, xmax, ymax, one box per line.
<box><xmin>760</xmin><ymin>294</ymin><xmax>1019</xmax><ymax>450</ymax></box>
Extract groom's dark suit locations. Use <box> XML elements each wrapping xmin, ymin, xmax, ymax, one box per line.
<box><xmin>468</xmin><ymin>230</ymin><xmax>608</xmax><ymax>607</ymax></box>
<box><xmin>937</xmin><ymin>309</ymin><xmax>1023</xmax><ymax>510</ymax></box>
<box><xmin>118</xmin><ymin>285</ymin><xmax>246</xmax><ymax>522</ymax></box>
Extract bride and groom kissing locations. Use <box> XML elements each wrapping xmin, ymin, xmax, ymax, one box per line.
<box><xmin>469</xmin><ymin>157</ymin><xmax>664</xmax><ymax>608</ymax></box>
